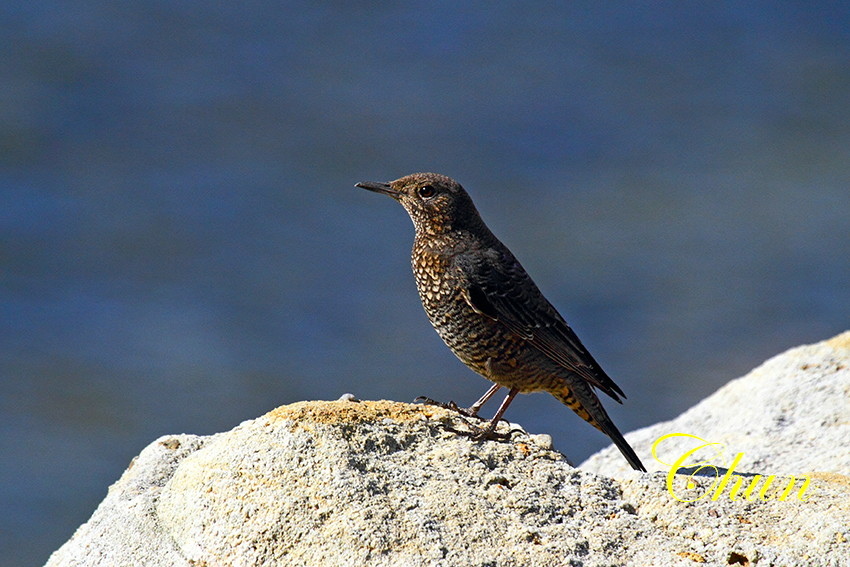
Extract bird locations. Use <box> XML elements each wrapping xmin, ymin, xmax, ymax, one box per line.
<box><xmin>356</xmin><ymin>172</ymin><xmax>646</xmax><ymax>472</ymax></box>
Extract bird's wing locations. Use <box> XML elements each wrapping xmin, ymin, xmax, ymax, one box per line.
<box><xmin>456</xmin><ymin>249</ymin><xmax>626</xmax><ymax>402</ymax></box>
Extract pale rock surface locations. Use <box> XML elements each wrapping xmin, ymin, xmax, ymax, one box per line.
<box><xmin>45</xmin><ymin>332</ymin><xmax>850</xmax><ymax>567</ymax></box>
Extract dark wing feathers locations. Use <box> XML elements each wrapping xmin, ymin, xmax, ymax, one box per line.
<box><xmin>458</xmin><ymin>250</ymin><xmax>627</xmax><ymax>403</ymax></box>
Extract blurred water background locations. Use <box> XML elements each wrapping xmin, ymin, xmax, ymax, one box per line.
<box><xmin>2</xmin><ymin>2</ymin><xmax>849</xmax><ymax>565</ymax></box>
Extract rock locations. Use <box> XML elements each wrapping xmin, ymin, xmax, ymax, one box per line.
<box><xmin>43</xmin><ymin>434</ymin><xmax>208</xmax><ymax>566</ymax></box>
<box><xmin>582</xmin><ymin>330</ymin><xmax>850</xmax><ymax>477</ymax></box>
<box><xmin>45</xmin><ymin>332</ymin><xmax>850</xmax><ymax>567</ymax></box>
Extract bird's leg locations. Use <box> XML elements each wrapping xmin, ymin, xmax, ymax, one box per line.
<box><xmin>466</xmin><ymin>383</ymin><xmax>502</xmax><ymax>417</ymax></box>
<box><xmin>469</xmin><ymin>387</ymin><xmax>520</xmax><ymax>440</ymax></box>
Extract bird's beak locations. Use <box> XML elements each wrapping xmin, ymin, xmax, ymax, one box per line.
<box><xmin>356</xmin><ymin>181</ymin><xmax>401</xmax><ymax>200</ymax></box>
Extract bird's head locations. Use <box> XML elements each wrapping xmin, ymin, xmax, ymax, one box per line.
<box><xmin>357</xmin><ymin>172</ymin><xmax>483</xmax><ymax>236</ymax></box>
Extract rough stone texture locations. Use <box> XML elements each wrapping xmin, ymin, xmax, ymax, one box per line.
<box><xmin>583</xmin><ymin>330</ymin><xmax>850</xmax><ymax>478</ymax></box>
<box><xmin>43</xmin><ymin>434</ymin><xmax>206</xmax><ymax>566</ymax></box>
<box><xmin>45</xmin><ymin>333</ymin><xmax>850</xmax><ymax>567</ymax></box>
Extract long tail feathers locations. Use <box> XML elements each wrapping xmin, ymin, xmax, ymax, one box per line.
<box><xmin>598</xmin><ymin>419</ymin><xmax>647</xmax><ymax>472</ymax></box>
<box><xmin>551</xmin><ymin>384</ymin><xmax>646</xmax><ymax>472</ymax></box>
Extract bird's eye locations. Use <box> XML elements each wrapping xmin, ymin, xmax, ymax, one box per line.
<box><xmin>418</xmin><ymin>185</ymin><xmax>436</xmax><ymax>199</ymax></box>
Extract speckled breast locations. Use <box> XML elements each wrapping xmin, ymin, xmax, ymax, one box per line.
<box><xmin>410</xmin><ymin>244</ymin><xmax>533</xmax><ymax>384</ymax></box>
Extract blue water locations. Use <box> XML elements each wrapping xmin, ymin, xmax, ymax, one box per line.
<box><xmin>2</xmin><ymin>3</ymin><xmax>849</xmax><ymax>565</ymax></box>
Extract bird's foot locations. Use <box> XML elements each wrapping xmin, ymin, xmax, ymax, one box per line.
<box><xmin>445</xmin><ymin>415</ymin><xmax>519</xmax><ymax>442</ymax></box>
<box><xmin>468</xmin><ymin>420</ymin><xmax>510</xmax><ymax>441</ymax></box>
<box><xmin>414</xmin><ymin>396</ymin><xmax>483</xmax><ymax>419</ymax></box>
<box><xmin>415</xmin><ymin>396</ymin><xmax>519</xmax><ymax>441</ymax></box>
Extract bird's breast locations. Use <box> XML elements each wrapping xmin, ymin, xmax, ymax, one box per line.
<box><xmin>410</xmin><ymin>244</ymin><xmax>520</xmax><ymax>376</ymax></box>
<box><xmin>410</xmin><ymin>247</ymin><xmax>455</xmax><ymax>314</ymax></box>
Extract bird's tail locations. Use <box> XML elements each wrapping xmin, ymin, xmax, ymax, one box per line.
<box><xmin>551</xmin><ymin>384</ymin><xmax>647</xmax><ymax>472</ymax></box>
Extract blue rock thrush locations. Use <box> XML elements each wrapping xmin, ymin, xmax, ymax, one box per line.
<box><xmin>357</xmin><ymin>172</ymin><xmax>645</xmax><ymax>471</ymax></box>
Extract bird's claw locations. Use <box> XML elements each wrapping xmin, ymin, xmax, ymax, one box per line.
<box><xmin>443</xmin><ymin>418</ymin><xmax>517</xmax><ymax>442</ymax></box>
<box><xmin>414</xmin><ymin>396</ymin><xmax>482</xmax><ymax>419</ymax></box>
<box><xmin>413</xmin><ymin>395</ymin><xmax>445</xmax><ymax>407</ymax></box>
<box><xmin>414</xmin><ymin>395</ymin><xmax>518</xmax><ymax>441</ymax></box>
